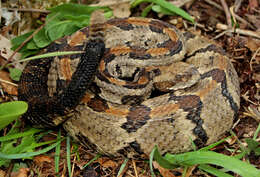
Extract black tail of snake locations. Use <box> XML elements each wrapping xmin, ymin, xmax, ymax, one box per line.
<box><xmin>18</xmin><ymin>13</ymin><xmax>240</xmax><ymax>158</ymax></box>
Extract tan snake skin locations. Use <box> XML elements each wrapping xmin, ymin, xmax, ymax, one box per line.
<box><xmin>19</xmin><ymin>17</ymin><xmax>240</xmax><ymax>158</ymax></box>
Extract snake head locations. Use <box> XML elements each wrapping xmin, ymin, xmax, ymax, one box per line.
<box><xmin>85</xmin><ymin>40</ymin><xmax>105</xmax><ymax>61</ymax></box>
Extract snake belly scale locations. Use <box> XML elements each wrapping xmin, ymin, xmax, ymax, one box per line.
<box><xmin>18</xmin><ymin>17</ymin><xmax>240</xmax><ymax>158</ymax></box>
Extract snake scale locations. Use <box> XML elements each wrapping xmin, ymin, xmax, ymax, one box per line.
<box><xmin>18</xmin><ymin>16</ymin><xmax>240</xmax><ymax>158</ymax></box>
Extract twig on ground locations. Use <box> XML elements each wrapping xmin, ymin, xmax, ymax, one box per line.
<box><xmin>0</xmin><ymin>78</ymin><xmax>17</xmax><ymax>86</ymax></box>
<box><xmin>126</xmin><ymin>171</ymin><xmax>135</xmax><ymax>177</ymax></box>
<box><xmin>203</xmin><ymin>0</ymin><xmax>222</xmax><ymax>10</ymax></box>
<box><xmin>90</xmin><ymin>0</ymin><xmax>131</xmax><ymax>6</ymax></box>
<box><xmin>0</xmin><ymin>88</ymin><xmax>5</xmax><ymax>98</ymax></box>
<box><xmin>220</xmin><ymin>0</ymin><xmax>232</xmax><ymax>28</ymax></box>
<box><xmin>216</xmin><ymin>23</ymin><xmax>260</xmax><ymax>39</ymax></box>
<box><xmin>170</xmin><ymin>0</ymin><xmax>194</xmax><ymax>8</ymax></box>
<box><xmin>7</xmin><ymin>8</ymin><xmax>49</xmax><ymax>13</ymax></box>
<box><xmin>230</xmin><ymin>7</ymin><xmax>255</xmax><ymax>30</ymax></box>
<box><xmin>230</xmin><ymin>6</ymin><xmax>238</xmax><ymax>27</ymax></box>
<box><xmin>250</xmin><ymin>47</ymin><xmax>260</xmax><ymax>71</ymax></box>
<box><xmin>214</xmin><ymin>30</ymin><xmax>230</xmax><ymax>39</ymax></box>
<box><xmin>71</xmin><ymin>155</ymin><xmax>76</xmax><ymax>177</ymax></box>
<box><xmin>234</xmin><ymin>0</ymin><xmax>243</xmax><ymax>12</ymax></box>
<box><xmin>186</xmin><ymin>21</ymin><xmax>214</xmax><ymax>31</ymax></box>
<box><xmin>132</xmin><ymin>160</ymin><xmax>138</xmax><ymax>177</ymax></box>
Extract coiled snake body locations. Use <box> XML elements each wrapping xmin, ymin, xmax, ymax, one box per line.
<box><xmin>18</xmin><ymin>17</ymin><xmax>240</xmax><ymax>158</ymax></box>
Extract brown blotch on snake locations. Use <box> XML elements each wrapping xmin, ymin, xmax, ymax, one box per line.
<box><xmin>18</xmin><ymin>17</ymin><xmax>240</xmax><ymax>158</ymax></box>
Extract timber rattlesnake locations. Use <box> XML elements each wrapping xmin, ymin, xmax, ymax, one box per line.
<box><xmin>18</xmin><ymin>17</ymin><xmax>240</xmax><ymax>158</ymax></box>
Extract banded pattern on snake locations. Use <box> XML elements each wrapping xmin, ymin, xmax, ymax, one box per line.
<box><xmin>18</xmin><ymin>17</ymin><xmax>240</xmax><ymax>158</ymax></box>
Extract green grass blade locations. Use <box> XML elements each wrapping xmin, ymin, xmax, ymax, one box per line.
<box><xmin>149</xmin><ymin>146</ymin><xmax>178</xmax><ymax>177</ymax></box>
<box><xmin>66</xmin><ymin>136</ymin><xmax>71</xmax><ymax>177</ymax></box>
<box><xmin>23</xmin><ymin>140</ymin><xmax>57</xmax><ymax>152</ymax></box>
<box><xmin>0</xmin><ymin>128</ymin><xmax>42</xmax><ymax>142</ymax></box>
<box><xmin>55</xmin><ymin>129</ymin><xmax>61</xmax><ymax>174</ymax></box>
<box><xmin>253</xmin><ymin>123</ymin><xmax>260</xmax><ymax>140</ymax></box>
<box><xmin>199</xmin><ymin>164</ymin><xmax>234</xmax><ymax>177</ymax></box>
<box><xmin>141</xmin><ymin>4</ymin><xmax>153</xmax><ymax>17</ymax></box>
<box><xmin>199</xmin><ymin>136</ymin><xmax>232</xmax><ymax>151</ymax></box>
<box><xmin>152</xmin><ymin>5</ymin><xmax>176</xmax><ymax>15</ymax></box>
<box><xmin>152</xmin><ymin>146</ymin><xmax>179</xmax><ymax>169</ymax></box>
<box><xmin>82</xmin><ymin>154</ymin><xmax>101</xmax><ymax>169</ymax></box>
<box><xmin>0</xmin><ymin>139</ymin><xmax>63</xmax><ymax>159</ymax></box>
<box><xmin>181</xmin><ymin>166</ymin><xmax>188</xmax><ymax>177</ymax></box>
<box><xmin>149</xmin><ymin>146</ymin><xmax>156</xmax><ymax>177</ymax></box>
<box><xmin>11</xmin><ymin>51</ymin><xmax>83</xmax><ymax>64</ymax></box>
<box><xmin>117</xmin><ymin>158</ymin><xmax>129</xmax><ymax>177</ymax></box>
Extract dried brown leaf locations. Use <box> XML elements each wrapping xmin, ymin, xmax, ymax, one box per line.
<box><xmin>152</xmin><ymin>161</ymin><xmax>176</xmax><ymax>177</ymax></box>
<box><xmin>0</xmin><ymin>70</ymin><xmax>18</xmax><ymax>95</ymax></box>
<box><xmin>185</xmin><ymin>166</ymin><xmax>196</xmax><ymax>177</ymax></box>
<box><xmin>98</xmin><ymin>157</ymin><xmax>118</xmax><ymax>169</ymax></box>
<box><xmin>0</xmin><ymin>170</ymin><xmax>5</xmax><ymax>177</ymax></box>
<box><xmin>33</xmin><ymin>155</ymin><xmax>52</xmax><ymax>166</ymax></box>
<box><xmin>246</xmin><ymin>38</ymin><xmax>260</xmax><ymax>52</ymax></box>
<box><xmin>0</xmin><ymin>35</ymin><xmax>20</xmax><ymax>61</ymax></box>
<box><xmin>10</xmin><ymin>168</ymin><xmax>29</xmax><ymax>177</ymax></box>
<box><xmin>243</xmin><ymin>105</ymin><xmax>260</xmax><ymax>122</ymax></box>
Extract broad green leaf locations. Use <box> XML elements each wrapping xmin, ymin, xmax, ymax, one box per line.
<box><xmin>26</xmin><ymin>40</ymin><xmax>39</xmax><ymax>50</ymax></box>
<box><xmin>33</xmin><ymin>28</ymin><xmax>51</xmax><ymax>48</ymax></box>
<box><xmin>0</xmin><ymin>125</ymin><xmax>45</xmax><ymax>167</ymax></box>
<box><xmin>11</xmin><ymin>31</ymin><xmax>34</xmax><ymax>51</ymax></box>
<box><xmin>0</xmin><ymin>101</ymin><xmax>28</xmax><ymax>130</ymax></box>
<box><xmin>11</xmin><ymin>3</ymin><xmax>112</xmax><ymax>58</ymax></box>
<box><xmin>21</xmin><ymin>50</ymin><xmax>39</xmax><ymax>59</ymax></box>
<box><xmin>151</xmin><ymin>146</ymin><xmax>178</xmax><ymax>169</ymax></box>
<box><xmin>255</xmin><ymin>148</ymin><xmax>260</xmax><ymax>156</ymax></box>
<box><xmin>11</xmin><ymin>31</ymin><xmax>39</xmax><ymax>58</ymax></box>
<box><xmin>63</xmin><ymin>15</ymin><xmax>91</xmax><ymax>28</ymax></box>
<box><xmin>131</xmin><ymin>0</ymin><xmax>194</xmax><ymax>23</ymax></box>
<box><xmin>0</xmin><ymin>134</ymin><xmax>35</xmax><ymax>166</ymax></box>
<box><xmin>8</xmin><ymin>68</ymin><xmax>22</xmax><ymax>81</ymax></box>
<box><xmin>150</xmin><ymin>146</ymin><xmax>260</xmax><ymax>177</ymax></box>
<box><xmin>149</xmin><ymin>146</ymin><xmax>178</xmax><ymax>177</ymax></box>
<box><xmin>246</xmin><ymin>138</ymin><xmax>259</xmax><ymax>151</ymax></box>
<box><xmin>164</xmin><ymin>151</ymin><xmax>260</xmax><ymax>177</ymax></box>
<box><xmin>46</xmin><ymin>21</ymin><xmax>73</xmax><ymax>41</ymax></box>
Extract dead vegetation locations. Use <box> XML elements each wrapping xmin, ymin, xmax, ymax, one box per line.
<box><xmin>0</xmin><ymin>0</ymin><xmax>259</xmax><ymax>176</ymax></box>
